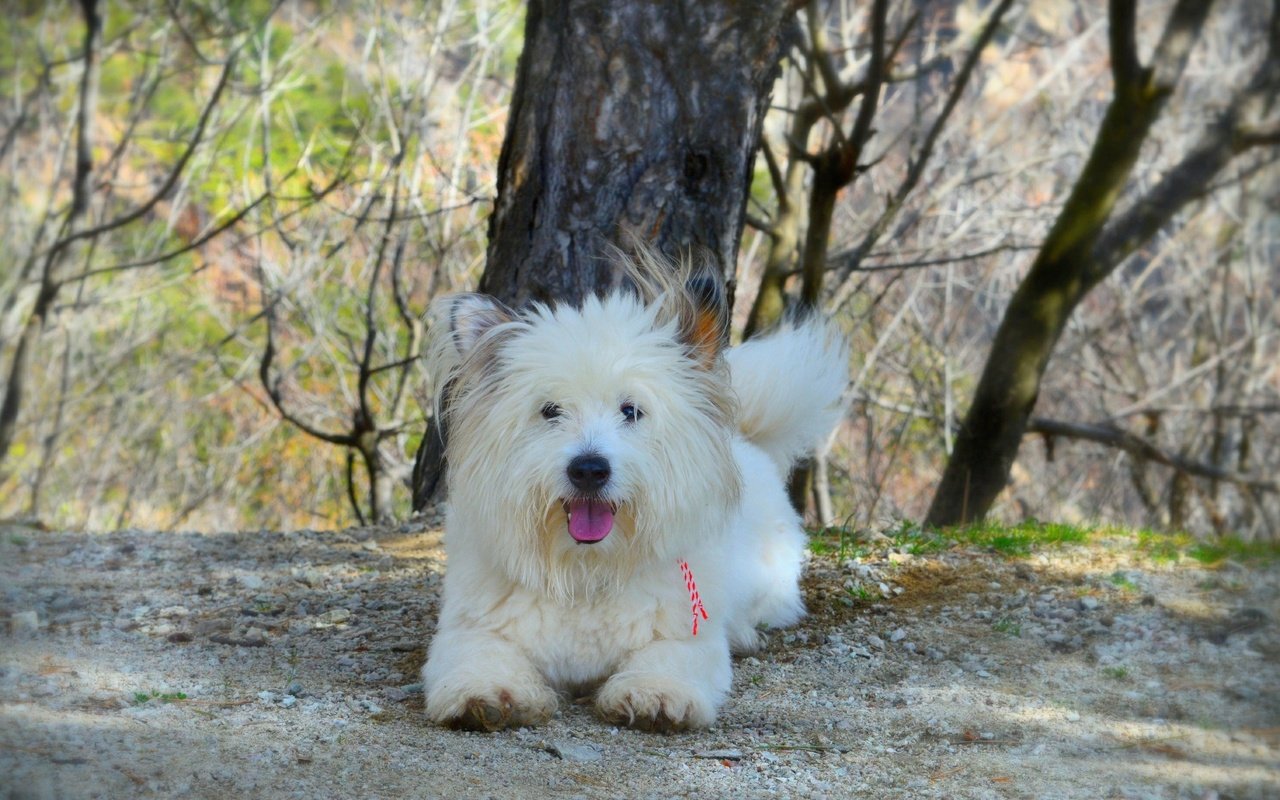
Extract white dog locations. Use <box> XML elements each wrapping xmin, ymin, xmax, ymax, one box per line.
<box><xmin>422</xmin><ymin>260</ymin><xmax>846</xmax><ymax>731</ymax></box>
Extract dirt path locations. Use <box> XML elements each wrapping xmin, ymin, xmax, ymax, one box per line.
<box><xmin>2</xmin><ymin>521</ymin><xmax>1277</xmax><ymax>799</ymax></box>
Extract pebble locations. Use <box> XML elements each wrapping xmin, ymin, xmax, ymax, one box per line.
<box><xmin>867</xmin><ymin>635</ymin><xmax>885</xmax><ymax>650</ymax></box>
<box><xmin>889</xmin><ymin>628</ymin><xmax>906</xmax><ymax>642</ymax></box>
<box><xmin>10</xmin><ymin>610</ymin><xmax>40</xmax><ymax>634</ymax></box>
<box><xmin>546</xmin><ymin>741</ymin><xmax>603</xmax><ymax>762</ymax></box>
<box><xmin>1080</xmin><ymin>596</ymin><xmax>1100</xmax><ymax>611</ymax></box>
<box><xmin>314</xmin><ymin>608</ymin><xmax>352</xmax><ymax>628</ymax></box>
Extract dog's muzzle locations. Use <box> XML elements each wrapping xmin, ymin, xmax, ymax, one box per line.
<box><xmin>564</xmin><ymin>454</ymin><xmax>615</xmax><ymax>544</ymax></box>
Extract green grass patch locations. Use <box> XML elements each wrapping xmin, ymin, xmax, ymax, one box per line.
<box><xmin>1102</xmin><ymin>666</ymin><xmax>1129</xmax><ymax>681</ymax></box>
<box><xmin>1109</xmin><ymin>571</ymin><xmax>1139</xmax><ymax>592</ymax></box>
<box><xmin>885</xmin><ymin>521</ymin><xmax>953</xmax><ymax>555</ymax></box>
<box><xmin>1133</xmin><ymin>529</ymin><xmax>1280</xmax><ymax>566</ymax></box>
<box><xmin>992</xmin><ymin>616</ymin><xmax>1022</xmax><ymax>637</ymax></box>
<box><xmin>808</xmin><ymin>523</ymin><xmax>871</xmax><ymax>562</ymax></box>
<box><xmin>132</xmin><ymin>690</ymin><xmax>188</xmax><ymax>705</ymax></box>
<box><xmin>845</xmin><ymin>584</ymin><xmax>875</xmax><ymax>603</ymax></box>
<box><xmin>944</xmin><ymin>519</ymin><xmax>1091</xmax><ymax>557</ymax></box>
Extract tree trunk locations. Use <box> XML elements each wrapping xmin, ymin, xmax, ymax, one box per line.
<box><xmin>479</xmin><ymin>0</ymin><xmax>791</xmax><ymax>307</ymax></box>
<box><xmin>413</xmin><ymin>0</ymin><xmax>792</xmax><ymax>510</ymax></box>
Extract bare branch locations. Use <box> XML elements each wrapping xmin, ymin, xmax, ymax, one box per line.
<box><xmin>1107</xmin><ymin>0</ymin><xmax>1140</xmax><ymax>89</ymax></box>
<box><xmin>828</xmin><ymin>0</ymin><xmax>1016</xmax><ymax>295</ymax></box>
<box><xmin>43</xmin><ymin>44</ymin><xmax>242</xmax><ymax>255</ymax></box>
<box><xmin>1028</xmin><ymin>417</ymin><xmax>1278</xmax><ymax>494</ymax></box>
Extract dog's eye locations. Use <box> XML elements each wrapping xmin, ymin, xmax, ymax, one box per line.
<box><xmin>620</xmin><ymin>402</ymin><xmax>643</xmax><ymax>424</ymax></box>
<box><xmin>540</xmin><ymin>403</ymin><xmax>563</xmax><ymax>421</ymax></box>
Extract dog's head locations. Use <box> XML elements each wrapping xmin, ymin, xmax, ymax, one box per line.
<box><xmin>428</xmin><ymin>262</ymin><xmax>740</xmax><ymax>594</ymax></box>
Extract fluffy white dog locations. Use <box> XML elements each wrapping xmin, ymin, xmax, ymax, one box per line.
<box><xmin>422</xmin><ymin>261</ymin><xmax>846</xmax><ymax>731</ymax></box>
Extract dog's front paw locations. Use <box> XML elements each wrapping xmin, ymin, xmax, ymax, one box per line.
<box><xmin>595</xmin><ymin>673</ymin><xmax>716</xmax><ymax>732</ymax></box>
<box><xmin>425</xmin><ymin>683</ymin><xmax>557</xmax><ymax>732</ymax></box>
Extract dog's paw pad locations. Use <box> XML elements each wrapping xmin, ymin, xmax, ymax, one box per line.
<box><xmin>596</xmin><ymin>682</ymin><xmax>708</xmax><ymax>732</ymax></box>
<box><xmin>601</xmin><ymin>701</ymin><xmax>689</xmax><ymax>733</ymax></box>
<box><xmin>441</xmin><ymin>688</ymin><xmax>555</xmax><ymax>732</ymax></box>
<box><xmin>448</xmin><ymin>690</ymin><xmax>516</xmax><ymax>732</ymax></box>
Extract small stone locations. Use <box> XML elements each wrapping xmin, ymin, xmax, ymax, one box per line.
<box><xmin>167</xmin><ymin>631</ymin><xmax>193</xmax><ymax>643</ymax></box>
<box><xmin>286</xmin><ymin>681</ymin><xmax>304</xmax><ymax>697</ymax></box>
<box><xmin>314</xmin><ymin>608</ymin><xmax>352</xmax><ymax>628</ymax></box>
<box><xmin>1064</xmin><ymin>710</ymin><xmax>1081</xmax><ymax>722</ymax></box>
<box><xmin>239</xmin><ymin>574</ymin><xmax>265</xmax><ymax>590</ymax></box>
<box><xmin>889</xmin><ymin>628</ymin><xmax>907</xmax><ymax>642</ymax></box>
<box><xmin>867</xmin><ymin>635</ymin><xmax>885</xmax><ymax>650</ymax></box>
<box><xmin>546</xmin><ymin>741</ymin><xmax>603</xmax><ymax>762</ymax></box>
<box><xmin>48</xmin><ymin>594</ymin><xmax>84</xmax><ymax>613</ymax></box>
<box><xmin>280</xmin><ymin>695</ymin><xmax>297</xmax><ymax>709</ymax></box>
<box><xmin>1080</xmin><ymin>596</ymin><xmax>1100</xmax><ymax>611</ymax></box>
<box><xmin>258</xmin><ymin>690</ymin><xmax>278</xmax><ymax>703</ymax></box>
<box><xmin>292</xmin><ymin>568</ymin><xmax>326</xmax><ymax>587</ymax></box>
<box><xmin>10</xmin><ymin>610</ymin><xmax>40</xmax><ymax>634</ymax></box>
<box><xmin>359</xmin><ymin>700</ymin><xmax>383</xmax><ymax>714</ymax></box>
<box><xmin>925</xmin><ymin>648</ymin><xmax>944</xmax><ymax>661</ymax></box>
<box><xmin>361</xmin><ymin>540</ymin><xmax>381</xmax><ymax>552</ymax></box>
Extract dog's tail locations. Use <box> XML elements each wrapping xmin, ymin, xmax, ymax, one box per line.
<box><xmin>726</xmin><ymin>318</ymin><xmax>848</xmax><ymax>476</ymax></box>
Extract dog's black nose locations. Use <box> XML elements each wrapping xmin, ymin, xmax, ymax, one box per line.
<box><xmin>567</xmin><ymin>454</ymin><xmax>610</xmax><ymax>492</ymax></box>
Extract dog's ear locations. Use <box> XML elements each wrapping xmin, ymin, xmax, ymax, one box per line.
<box><xmin>681</xmin><ymin>274</ymin><xmax>728</xmax><ymax>370</ymax></box>
<box><xmin>436</xmin><ymin>293</ymin><xmax>515</xmax><ymax>357</ymax></box>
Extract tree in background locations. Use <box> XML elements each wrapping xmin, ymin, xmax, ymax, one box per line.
<box><xmin>926</xmin><ymin>0</ymin><xmax>1280</xmax><ymax>526</ymax></box>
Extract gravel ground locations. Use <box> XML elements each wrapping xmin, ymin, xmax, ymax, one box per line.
<box><xmin>2</xmin><ymin>520</ymin><xmax>1278</xmax><ymax>799</ymax></box>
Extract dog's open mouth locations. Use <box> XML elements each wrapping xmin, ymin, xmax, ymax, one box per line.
<box><xmin>563</xmin><ymin>499</ymin><xmax>618</xmax><ymax>544</ymax></box>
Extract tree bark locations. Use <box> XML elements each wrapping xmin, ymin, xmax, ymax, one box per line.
<box><xmin>413</xmin><ymin>0</ymin><xmax>792</xmax><ymax>510</ymax></box>
<box><xmin>478</xmin><ymin>0</ymin><xmax>791</xmax><ymax>307</ymax></box>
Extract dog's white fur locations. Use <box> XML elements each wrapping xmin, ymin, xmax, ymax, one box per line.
<box><xmin>422</xmin><ymin>265</ymin><xmax>847</xmax><ymax>731</ymax></box>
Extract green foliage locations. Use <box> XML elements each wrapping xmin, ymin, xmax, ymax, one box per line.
<box><xmin>1102</xmin><ymin>666</ymin><xmax>1129</xmax><ymax>681</ymax></box>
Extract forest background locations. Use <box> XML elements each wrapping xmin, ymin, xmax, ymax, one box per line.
<box><xmin>1</xmin><ymin>0</ymin><xmax>1276</xmax><ymax>540</ymax></box>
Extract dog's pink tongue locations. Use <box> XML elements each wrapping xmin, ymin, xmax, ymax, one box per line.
<box><xmin>568</xmin><ymin>499</ymin><xmax>614</xmax><ymax>543</ymax></box>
